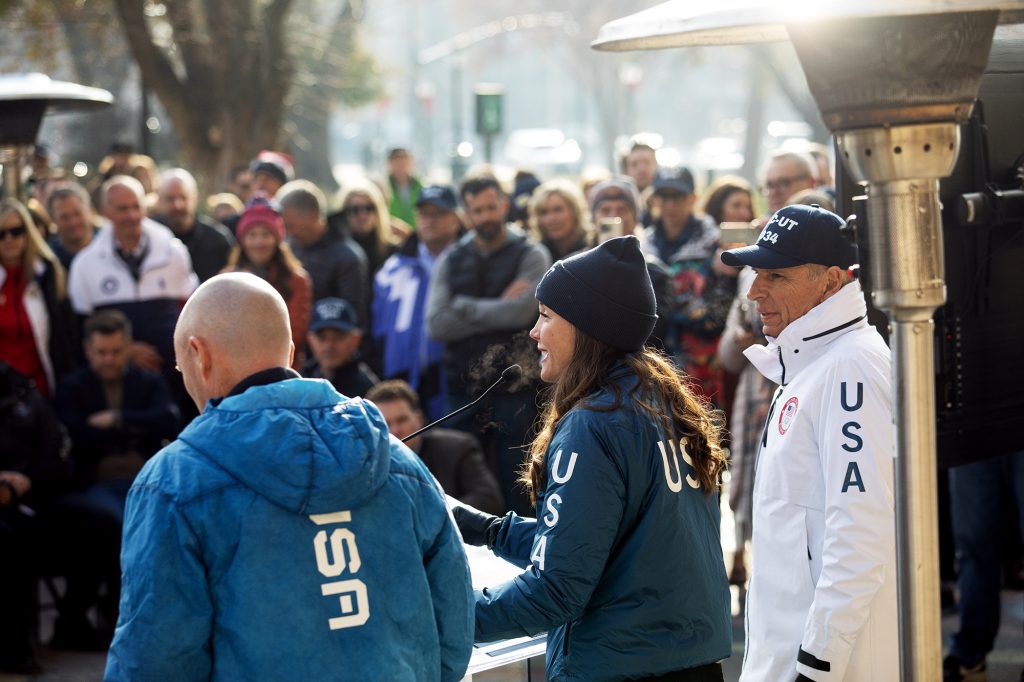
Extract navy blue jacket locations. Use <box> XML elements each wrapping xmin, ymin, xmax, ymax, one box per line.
<box><xmin>475</xmin><ymin>363</ymin><xmax>731</xmax><ymax>681</ymax></box>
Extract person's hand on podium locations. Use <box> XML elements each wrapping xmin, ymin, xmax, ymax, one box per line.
<box><xmin>452</xmin><ymin>503</ymin><xmax>501</xmax><ymax>549</ymax></box>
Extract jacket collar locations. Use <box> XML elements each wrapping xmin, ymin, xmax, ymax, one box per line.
<box><xmin>641</xmin><ymin>214</ymin><xmax>718</xmax><ymax>263</ymax></box>
<box><xmin>743</xmin><ymin>280</ymin><xmax>869</xmax><ymax>385</ymax></box>
<box><xmin>209</xmin><ymin>367</ymin><xmax>301</xmax><ymax>408</ymax></box>
<box><xmin>96</xmin><ymin>218</ymin><xmax>174</xmax><ymax>259</ymax></box>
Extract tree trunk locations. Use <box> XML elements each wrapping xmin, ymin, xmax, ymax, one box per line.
<box><xmin>111</xmin><ymin>0</ymin><xmax>295</xmax><ymax>193</ymax></box>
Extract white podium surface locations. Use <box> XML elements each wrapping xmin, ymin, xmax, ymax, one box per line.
<box><xmin>460</xmin><ymin>522</ymin><xmax>547</xmax><ymax>675</ymax></box>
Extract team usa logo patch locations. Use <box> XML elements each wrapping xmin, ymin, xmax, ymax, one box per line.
<box><xmin>778</xmin><ymin>396</ymin><xmax>799</xmax><ymax>435</ymax></box>
<box><xmin>100</xmin><ymin>276</ymin><xmax>119</xmax><ymax>294</ymax></box>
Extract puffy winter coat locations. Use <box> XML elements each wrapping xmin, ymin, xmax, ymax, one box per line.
<box><xmin>739</xmin><ymin>281</ymin><xmax>898</xmax><ymax>681</ymax></box>
<box><xmin>475</xmin><ymin>362</ymin><xmax>731</xmax><ymax>681</ymax></box>
<box><xmin>105</xmin><ymin>376</ymin><xmax>473</xmax><ymax>681</ymax></box>
<box><xmin>67</xmin><ymin>219</ymin><xmax>197</xmax><ymax>381</ymax></box>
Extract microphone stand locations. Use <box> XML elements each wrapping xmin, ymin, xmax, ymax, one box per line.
<box><xmin>401</xmin><ymin>364</ymin><xmax>521</xmax><ymax>443</ymax></box>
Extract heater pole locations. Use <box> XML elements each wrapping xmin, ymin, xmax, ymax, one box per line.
<box><xmin>838</xmin><ymin>123</ymin><xmax>958</xmax><ymax>681</ymax></box>
<box><xmin>890</xmin><ymin>315</ymin><xmax>944</xmax><ymax>681</ymax></box>
<box><xmin>0</xmin><ymin>144</ymin><xmax>25</xmax><ymax>200</ymax></box>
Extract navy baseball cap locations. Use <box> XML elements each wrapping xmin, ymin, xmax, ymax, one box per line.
<box><xmin>416</xmin><ymin>184</ymin><xmax>457</xmax><ymax>212</ymax></box>
<box><xmin>310</xmin><ymin>298</ymin><xmax>360</xmax><ymax>333</ymax></box>
<box><xmin>652</xmin><ymin>167</ymin><xmax>695</xmax><ymax>196</ymax></box>
<box><xmin>721</xmin><ymin>204</ymin><xmax>857</xmax><ymax>270</ymax></box>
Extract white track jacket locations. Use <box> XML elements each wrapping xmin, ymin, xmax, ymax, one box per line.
<box><xmin>739</xmin><ymin>281</ymin><xmax>898</xmax><ymax>682</ymax></box>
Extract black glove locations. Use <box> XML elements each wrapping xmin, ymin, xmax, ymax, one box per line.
<box><xmin>452</xmin><ymin>504</ymin><xmax>501</xmax><ymax>548</ymax></box>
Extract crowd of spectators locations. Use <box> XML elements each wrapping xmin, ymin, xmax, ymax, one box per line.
<box><xmin>0</xmin><ymin>136</ymin><xmax>831</xmax><ymax>671</ymax></box>
<box><xmin>11</xmin><ymin>134</ymin><xmax>1009</xmax><ymax>680</ymax></box>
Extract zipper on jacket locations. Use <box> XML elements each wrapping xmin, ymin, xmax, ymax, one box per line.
<box><xmin>562</xmin><ymin>621</ymin><xmax>572</xmax><ymax>659</ymax></box>
<box><xmin>759</xmin><ymin>385</ymin><xmax>783</xmax><ymax>451</ymax></box>
<box><xmin>801</xmin><ymin>314</ymin><xmax>865</xmax><ymax>342</ymax></box>
<box><xmin>758</xmin><ymin>346</ymin><xmax>787</xmax><ymax>450</ymax></box>
<box><xmin>778</xmin><ymin>345</ymin><xmax>786</xmax><ymax>386</ymax></box>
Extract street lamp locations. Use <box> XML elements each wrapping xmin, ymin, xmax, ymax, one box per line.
<box><xmin>593</xmin><ymin>2</ymin><xmax>1024</xmax><ymax>680</ymax></box>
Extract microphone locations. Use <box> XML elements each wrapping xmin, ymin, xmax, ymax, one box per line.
<box><xmin>401</xmin><ymin>364</ymin><xmax>522</xmax><ymax>443</ymax></box>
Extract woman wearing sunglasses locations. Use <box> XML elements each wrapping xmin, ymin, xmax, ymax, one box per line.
<box><xmin>335</xmin><ymin>180</ymin><xmax>402</xmax><ymax>283</ymax></box>
<box><xmin>455</xmin><ymin>236</ymin><xmax>731</xmax><ymax>681</ymax></box>
<box><xmin>0</xmin><ymin>198</ymin><xmax>73</xmax><ymax>398</ymax></box>
<box><xmin>334</xmin><ymin>180</ymin><xmax>405</xmax><ymax>374</ymax></box>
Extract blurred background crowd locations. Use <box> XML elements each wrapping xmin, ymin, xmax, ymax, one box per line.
<box><xmin>1</xmin><ymin>1</ymin><xmax>1021</xmax><ymax>679</ymax></box>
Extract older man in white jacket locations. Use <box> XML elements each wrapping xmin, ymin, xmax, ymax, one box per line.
<box><xmin>722</xmin><ymin>204</ymin><xmax>898</xmax><ymax>682</ymax></box>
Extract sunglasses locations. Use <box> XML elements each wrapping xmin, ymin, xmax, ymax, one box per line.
<box><xmin>0</xmin><ymin>225</ymin><xmax>27</xmax><ymax>240</ymax></box>
<box><xmin>346</xmin><ymin>204</ymin><xmax>374</xmax><ymax>216</ymax></box>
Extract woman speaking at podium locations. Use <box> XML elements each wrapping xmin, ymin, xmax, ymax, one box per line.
<box><xmin>454</xmin><ymin>236</ymin><xmax>731</xmax><ymax>681</ymax></box>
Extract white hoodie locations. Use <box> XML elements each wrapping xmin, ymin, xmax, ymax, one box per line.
<box><xmin>739</xmin><ymin>280</ymin><xmax>898</xmax><ymax>682</ymax></box>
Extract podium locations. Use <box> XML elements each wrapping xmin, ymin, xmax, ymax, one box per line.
<box><xmin>463</xmin><ymin>544</ymin><xmax>546</xmax><ymax>680</ymax></box>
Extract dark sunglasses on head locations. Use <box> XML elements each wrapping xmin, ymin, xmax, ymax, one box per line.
<box><xmin>346</xmin><ymin>204</ymin><xmax>374</xmax><ymax>216</ymax></box>
<box><xmin>0</xmin><ymin>225</ymin><xmax>27</xmax><ymax>240</ymax></box>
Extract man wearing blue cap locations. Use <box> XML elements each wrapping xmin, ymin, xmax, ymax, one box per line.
<box><xmin>723</xmin><ymin>204</ymin><xmax>898</xmax><ymax>682</ymax></box>
<box><xmin>303</xmin><ymin>297</ymin><xmax>379</xmax><ymax>398</ymax></box>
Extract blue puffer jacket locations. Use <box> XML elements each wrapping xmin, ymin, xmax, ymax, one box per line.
<box><xmin>105</xmin><ymin>378</ymin><xmax>473</xmax><ymax>681</ymax></box>
<box><xmin>475</xmin><ymin>363</ymin><xmax>732</xmax><ymax>681</ymax></box>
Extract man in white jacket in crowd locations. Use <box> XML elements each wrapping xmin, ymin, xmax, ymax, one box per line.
<box><xmin>722</xmin><ymin>204</ymin><xmax>898</xmax><ymax>682</ymax></box>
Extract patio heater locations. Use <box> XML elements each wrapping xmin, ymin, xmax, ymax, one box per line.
<box><xmin>593</xmin><ymin>2</ymin><xmax>1024</xmax><ymax>679</ymax></box>
<box><xmin>0</xmin><ymin>73</ymin><xmax>113</xmax><ymax>200</ymax></box>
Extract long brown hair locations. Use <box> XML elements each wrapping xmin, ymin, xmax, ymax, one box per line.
<box><xmin>699</xmin><ymin>175</ymin><xmax>753</xmax><ymax>225</ymax></box>
<box><xmin>521</xmin><ymin>330</ymin><xmax>726</xmax><ymax>504</ymax></box>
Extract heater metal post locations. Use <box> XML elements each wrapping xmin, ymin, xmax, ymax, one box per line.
<box><xmin>0</xmin><ymin>144</ymin><xmax>27</xmax><ymax>201</ymax></box>
<box><xmin>838</xmin><ymin>122</ymin><xmax>959</xmax><ymax>680</ymax></box>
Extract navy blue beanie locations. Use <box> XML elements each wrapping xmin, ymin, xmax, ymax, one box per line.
<box><xmin>535</xmin><ymin>236</ymin><xmax>657</xmax><ymax>351</ymax></box>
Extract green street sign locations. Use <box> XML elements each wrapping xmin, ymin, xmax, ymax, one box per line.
<box><xmin>475</xmin><ymin>85</ymin><xmax>504</xmax><ymax>137</ymax></box>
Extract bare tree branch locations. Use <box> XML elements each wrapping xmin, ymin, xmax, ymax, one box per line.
<box><xmin>163</xmin><ymin>0</ymin><xmax>212</xmax><ymax>91</ymax></box>
<box><xmin>205</xmin><ymin>0</ymin><xmax>254</xmax><ymax>93</ymax></box>
<box><xmin>112</xmin><ymin>0</ymin><xmax>188</xmax><ymax>104</ymax></box>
